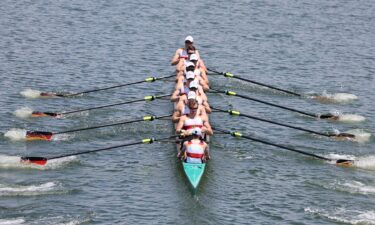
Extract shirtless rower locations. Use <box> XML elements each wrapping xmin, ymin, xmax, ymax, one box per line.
<box><xmin>172</xmin><ymin>91</ymin><xmax>209</xmax><ymax>123</ymax></box>
<box><xmin>179</xmin><ymin>127</ymin><xmax>210</xmax><ymax>163</ymax></box>
<box><xmin>175</xmin><ymin>98</ymin><xmax>213</xmax><ymax>137</ymax></box>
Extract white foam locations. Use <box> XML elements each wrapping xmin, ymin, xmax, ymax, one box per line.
<box><xmin>0</xmin><ymin>182</ymin><xmax>61</xmax><ymax>196</ymax></box>
<box><xmin>0</xmin><ymin>155</ymin><xmax>77</xmax><ymax>170</ymax></box>
<box><xmin>345</xmin><ymin>129</ymin><xmax>372</xmax><ymax>143</ymax></box>
<box><xmin>20</xmin><ymin>89</ymin><xmax>42</xmax><ymax>99</ymax></box>
<box><xmin>305</xmin><ymin>207</ymin><xmax>375</xmax><ymax>224</ymax></box>
<box><xmin>4</xmin><ymin>129</ymin><xmax>27</xmax><ymax>141</ymax></box>
<box><xmin>354</xmin><ymin>156</ymin><xmax>375</xmax><ymax>170</ymax></box>
<box><xmin>51</xmin><ymin>134</ymin><xmax>73</xmax><ymax>141</ymax></box>
<box><xmin>311</xmin><ymin>91</ymin><xmax>358</xmax><ymax>103</ymax></box>
<box><xmin>336</xmin><ymin>180</ymin><xmax>375</xmax><ymax>195</ymax></box>
<box><xmin>338</xmin><ymin>114</ymin><xmax>366</xmax><ymax>123</ymax></box>
<box><xmin>13</xmin><ymin>107</ymin><xmax>34</xmax><ymax>118</ymax></box>
<box><xmin>0</xmin><ymin>218</ymin><xmax>25</xmax><ymax>225</ymax></box>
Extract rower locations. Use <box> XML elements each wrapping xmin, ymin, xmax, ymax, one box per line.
<box><xmin>180</xmin><ymin>127</ymin><xmax>210</xmax><ymax>163</ymax></box>
<box><xmin>189</xmin><ymin>53</ymin><xmax>208</xmax><ymax>85</ymax></box>
<box><xmin>171</xmin><ymin>36</ymin><xmax>201</xmax><ymax>66</ymax></box>
<box><xmin>176</xmin><ymin>64</ymin><xmax>209</xmax><ymax>91</ymax></box>
<box><xmin>176</xmin><ymin>45</ymin><xmax>196</xmax><ymax>73</ymax></box>
<box><xmin>183</xmin><ymin>80</ymin><xmax>211</xmax><ymax>114</ymax></box>
<box><xmin>172</xmin><ymin>91</ymin><xmax>209</xmax><ymax>123</ymax></box>
<box><xmin>175</xmin><ymin>98</ymin><xmax>213</xmax><ymax>136</ymax></box>
<box><xmin>171</xmin><ymin>71</ymin><xmax>196</xmax><ymax>102</ymax></box>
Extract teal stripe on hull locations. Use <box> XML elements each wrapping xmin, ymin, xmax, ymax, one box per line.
<box><xmin>182</xmin><ymin>162</ymin><xmax>206</xmax><ymax>189</ymax></box>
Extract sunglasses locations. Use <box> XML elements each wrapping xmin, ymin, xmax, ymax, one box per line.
<box><xmin>185</xmin><ymin>41</ymin><xmax>193</xmax><ymax>44</ymax></box>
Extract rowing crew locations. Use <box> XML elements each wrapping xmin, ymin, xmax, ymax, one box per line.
<box><xmin>172</xmin><ymin>36</ymin><xmax>212</xmax><ymax>163</ymax></box>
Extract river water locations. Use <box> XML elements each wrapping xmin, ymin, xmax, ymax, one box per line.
<box><xmin>0</xmin><ymin>0</ymin><xmax>374</xmax><ymax>224</ymax></box>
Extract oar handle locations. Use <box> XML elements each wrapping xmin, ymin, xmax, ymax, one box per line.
<box><xmin>207</xmin><ymin>68</ymin><xmax>301</xmax><ymax>96</ymax></box>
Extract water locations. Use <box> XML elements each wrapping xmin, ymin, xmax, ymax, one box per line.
<box><xmin>0</xmin><ymin>0</ymin><xmax>374</xmax><ymax>224</ymax></box>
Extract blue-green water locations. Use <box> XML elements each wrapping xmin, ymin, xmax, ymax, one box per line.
<box><xmin>0</xmin><ymin>0</ymin><xmax>374</xmax><ymax>224</ymax></box>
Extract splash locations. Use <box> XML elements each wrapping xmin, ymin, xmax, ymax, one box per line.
<box><xmin>0</xmin><ymin>181</ymin><xmax>66</xmax><ymax>196</ymax></box>
<box><xmin>310</xmin><ymin>91</ymin><xmax>358</xmax><ymax>103</ymax></box>
<box><xmin>0</xmin><ymin>218</ymin><xmax>25</xmax><ymax>225</ymax></box>
<box><xmin>354</xmin><ymin>156</ymin><xmax>375</xmax><ymax>170</ymax></box>
<box><xmin>331</xmin><ymin>180</ymin><xmax>375</xmax><ymax>196</ymax></box>
<box><xmin>51</xmin><ymin>133</ymin><xmax>73</xmax><ymax>141</ymax></box>
<box><xmin>344</xmin><ymin>129</ymin><xmax>372</xmax><ymax>143</ymax></box>
<box><xmin>13</xmin><ymin>107</ymin><xmax>33</xmax><ymax>118</ymax></box>
<box><xmin>305</xmin><ymin>207</ymin><xmax>375</xmax><ymax>224</ymax></box>
<box><xmin>338</xmin><ymin>114</ymin><xmax>366</xmax><ymax>123</ymax></box>
<box><xmin>20</xmin><ymin>89</ymin><xmax>42</xmax><ymax>99</ymax></box>
<box><xmin>4</xmin><ymin>129</ymin><xmax>26</xmax><ymax>141</ymax></box>
<box><xmin>0</xmin><ymin>155</ymin><xmax>77</xmax><ymax>170</ymax></box>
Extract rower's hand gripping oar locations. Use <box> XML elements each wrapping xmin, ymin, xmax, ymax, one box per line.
<box><xmin>211</xmin><ymin>106</ymin><xmax>356</xmax><ymax>139</ymax></box>
<box><xmin>207</xmin><ymin>68</ymin><xmax>302</xmax><ymax>97</ymax></box>
<box><xmin>210</xmin><ymin>88</ymin><xmax>337</xmax><ymax>120</ymax></box>
<box><xmin>30</xmin><ymin>94</ymin><xmax>171</xmax><ymax>118</ymax></box>
<box><xmin>37</xmin><ymin>74</ymin><xmax>175</xmax><ymax>97</ymax></box>
<box><xmin>21</xmin><ymin>135</ymin><xmax>177</xmax><ymax>165</ymax></box>
<box><xmin>213</xmin><ymin>127</ymin><xmax>355</xmax><ymax>167</ymax></box>
<box><xmin>24</xmin><ymin>114</ymin><xmax>172</xmax><ymax>141</ymax></box>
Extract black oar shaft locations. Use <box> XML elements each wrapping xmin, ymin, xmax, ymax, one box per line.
<box><xmin>54</xmin><ymin>114</ymin><xmax>171</xmax><ymax>134</ymax></box>
<box><xmin>207</xmin><ymin>68</ymin><xmax>301</xmax><ymax>97</ymax></box>
<box><xmin>63</xmin><ymin>74</ymin><xmax>175</xmax><ymax>97</ymax></box>
<box><xmin>214</xmin><ymin>127</ymin><xmax>330</xmax><ymax>161</ymax></box>
<box><xmin>61</xmin><ymin>94</ymin><xmax>171</xmax><ymax>115</ymax></box>
<box><xmin>211</xmin><ymin>88</ymin><xmax>317</xmax><ymax>118</ymax></box>
<box><xmin>212</xmin><ymin>107</ymin><xmax>330</xmax><ymax>137</ymax></box>
<box><xmin>47</xmin><ymin>136</ymin><xmax>175</xmax><ymax>160</ymax></box>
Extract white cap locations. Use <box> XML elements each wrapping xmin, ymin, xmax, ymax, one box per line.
<box><xmin>187</xmin><ymin>91</ymin><xmax>196</xmax><ymax>100</ymax></box>
<box><xmin>185</xmin><ymin>61</ymin><xmax>195</xmax><ymax>68</ymax></box>
<box><xmin>185</xmin><ymin>35</ymin><xmax>194</xmax><ymax>43</ymax></box>
<box><xmin>190</xmin><ymin>54</ymin><xmax>198</xmax><ymax>61</ymax></box>
<box><xmin>189</xmin><ymin>80</ymin><xmax>199</xmax><ymax>89</ymax></box>
<box><xmin>192</xmin><ymin>127</ymin><xmax>202</xmax><ymax>136</ymax></box>
<box><xmin>185</xmin><ymin>71</ymin><xmax>195</xmax><ymax>80</ymax></box>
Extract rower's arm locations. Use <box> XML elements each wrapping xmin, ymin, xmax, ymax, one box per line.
<box><xmin>199</xmin><ymin>77</ymin><xmax>209</xmax><ymax>91</ymax></box>
<box><xmin>202</xmin><ymin>100</ymin><xmax>212</xmax><ymax>114</ymax></box>
<box><xmin>171</xmin><ymin>89</ymin><xmax>181</xmax><ymax>102</ymax></box>
<box><xmin>175</xmin><ymin>117</ymin><xmax>185</xmax><ymax>134</ymax></box>
<box><xmin>172</xmin><ymin>110</ymin><xmax>181</xmax><ymax>123</ymax></box>
<box><xmin>202</xmin><ymin>121</ymin><xmax>213</xmax><ymax>136</ymax></box>
<box><xmin>171</xmin><ymin>49</ymin><xmax>182</xmax><ymax>65</ymax></box>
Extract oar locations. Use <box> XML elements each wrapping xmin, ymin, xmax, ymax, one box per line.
<box><xmin>210</xmin><ymin>88</ymin><xmax>337</xmax><ymax>120</ymax></box>
<box><xmin>20</xmin><ymin>135</ymin><xmax>177</xmax><ymax>165</ymax></box>
<box><xmin>213</xmin><ymin>127</ymin><xmax>354</xmax><ymax>167</ymax></box>
<box><xmin>38</xmin><ymin>74</ymin><xmax>175</xmax><ymax>97</ymax></box>
<box><xmin>25</xmin><ymin>114</ymin><xmax>172</xmax><ymax>141</ymax></box>
<box><xmin>211</xmin><ymin>107</ymin><xmax>355</xmax><ymax>139</ymax></box>
<box><xmin>31</xmin><ymin>94</ymin><xmax>171</xmax><ymax>118</ymax></box>
<box><xmin>207</xmin><ymin>68</ymin><xmax>301</xmax><ymax>96</ymax></box>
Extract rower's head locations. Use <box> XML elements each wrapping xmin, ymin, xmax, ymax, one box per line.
<box><xmin>189</xmin><ymin>80</ymin><xmax>199</xmax><ymax>91</ymax></box>
<box><xmin>189</xmin><ymin>54</ymin><xmax>198</xmax><ymax>65</ymax></box>
<box><xmin>185</xmin><ymin>35</ymin><xmax>194</xmax><ymax>47</ymax></box>
<box><xmin>191</xmin><ymin>127</ymin><xmax>202</xmax><ymax>137</ymax></box>
<box><xmin>185</xmin><ymin>71</ymin><xmax>195</xmax><ymax>82</ymax></box>
<box><xmin>185</xmin><ymin>61</ymin><xmax>195</xmax><ymax>72</ymax></box>
<box><xmin>187</xmin><ymin>45</ymin><xmax>196</xmax><ymax>56</ymax></box>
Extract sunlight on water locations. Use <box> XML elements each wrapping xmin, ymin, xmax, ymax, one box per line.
<box><xmin>305</xmin><ymin>207</ymin><xmax>375</xmax><ymax>225</ymax></box>
<box><xmin>20</xmin><ymin>89</ymin><xmax>42</xmax><ymax>99</ymax></box>
<box><xmin>4</xmin><ymin>129</ymin><xmax>26</xmax><ymax>141</ymax></box>
<box><xmin>13</xmin><ymin>107</ymin><xmax>33</xmax><ymax>118</ymax></box>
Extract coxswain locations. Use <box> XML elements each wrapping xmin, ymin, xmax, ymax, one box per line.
<box><xmin>179</xmin><ymin>127</ymin><xmax>210</xmax><ymax>163</ymax></box>
<box><xmin>172</xmin><ymin>91</ymin><xmax>209</xmax><ymax>123</ymax></box>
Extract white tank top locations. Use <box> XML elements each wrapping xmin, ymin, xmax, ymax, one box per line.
<box><xmin>183</xmin><ymin>117</ymin><xmax>203</xmax><ymax>131</ymax></box>
<box><xmin>179</xmin><ymin>49</ymin><xmax>188</xmax><ymax>59</ymax></box>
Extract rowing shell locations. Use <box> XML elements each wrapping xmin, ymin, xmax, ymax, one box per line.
<box><xmin>174</xmin><ymin>105</ymin><xmax>208</xmax><ymax>191</ymax></box>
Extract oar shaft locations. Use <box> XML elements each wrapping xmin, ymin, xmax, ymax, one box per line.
<box><xmin>63</xmin><ymin>74</ymin><xmax>175</xmax><ymax>97</ymax></box>
<box><xmin>211</xmin><ymin>88</ymin><xmax>317</xmax><ymax>118</ymax></box>
<box><xmin>55</xmin><ymin>114</ymin><xmax>171</xmax><ymax>134</ymax></box>
<box><xmin>61</xmin><ymin>94</ymin><xmax>171</xmax><ymax>115</ymax></box>
<box><xmin>207</xmin><ymin>68</ymin><xmax>301</xmax><ymax>96</ymax></box>
<box><xmin>212</xmin><ymin>107</ymin><xmax>330</xmax><ymax>137</ymax></box>
<box><xmin>47</xmin><ymin>136</ymin><xmax>175</xmax><ymax>160</ymax></box>
<box><xmin>214</xmin><ymin>127</ymin><xmax>330</xmax><ymax>161</ymax></box>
